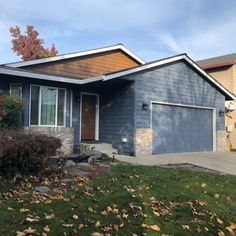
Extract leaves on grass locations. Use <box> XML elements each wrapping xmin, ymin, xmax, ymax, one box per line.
<box><xmin>25</xmin><ymin>216</ymin><xmax>40</xmax><ymax>223</ymax></box>
<box><xmin>43</xmin><ymin>225</ymin><xmax>50</xmax><ymax>232</ymax></box>
<box><xmin>142</xmin><ymin>223</ymin><xmax>160</xmax><ymax>231</ymax></box>
<box><xmin>45</xmin><ymin>213</ymin><xmax>55</xmax><ymax>219</ymax></box>
<box><xmin>182</xmin><ymin>225</ymin><xmax>190</xmax><ymax>230</ymax></box>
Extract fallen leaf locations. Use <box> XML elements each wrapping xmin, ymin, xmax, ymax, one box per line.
<box><xmin>26</xmin><ymin>217</ymin><xmax>39</xmax><ymax>223</ymax></box>
<box><xmin>198</xmin><ymin>201</ymin><xmax>206</xmax><ymax>206</ymax></box>
<box><xmin>215</xmin><ymin>193</ymin><xmax>220</xmax><ymax>198</ymax></box>
<box><xmin>229</xmin><ymin>223</ymin><xmax>236</xmax><ymax>230</ymax></box>
<box><xmin>73</xmin><ymin>214</ymin><xmax>79</xmax><ymax>220</ymax></box>
<box><xmin>150</xmin><ymin>225</ymin><xmax>161</xmax><ymax>231</ymax></box>
<box><xmin>88</xmin><ymin>207</ymin><xmax>94</xmax><ymax>213</ymax></box>
<box><xmin>91</xmin><ymin>232</ymin><xmax>103</xmax><ymax>236</ymax></box>
<box><xmin>63</xmin><ymin>224</ymin><xmax>74</xmax><ymax>227</ymax></box>
<box><xmin>122</xmin><ymin>213</ymin><xmax>128</xmax><ymax>219</ymax></box>
<box><xmin>182</xmin><ymin>225</ymin><xmax>190</xmax><ymax>230</ymax></box>
<box><xmin>78</xmin><ymin>224</ymin><xmax>84</xmax><ymax>229</ymax></box>
<box><xmin>153</xmin><ymin>211</ymin><xmax>160</xmax><ymax>217</ymax></box>
<box><xmin>23</xmin><ymin>227</ymin><xmax>36</xmax><ymax>234</ymax></box>
<box><xmin>16</xmin><ymin>232</ymin><xmax>26</xmax><ymax>236</ymax></box>
<box><xmin>95</xmin><ymin>221</ymin><xmax>101</xmax><ymax>227</ymax></box>
<box><xmin>101</xmin><ymin>210</ymin><xmax>108</xmax><ymax>216</ymax></box>
<box><xmin>7</xmin><ymin>207</ymin><xmax>14</xmax><ymax>211</ymax></box>
<box><xmin>218</xmin><ymin>230</ymin><xmax>225</xmax><ymax>236</ymax></box>
<box><xmin>142</xmin><ymin>223</ymin><xmax>160</xmax><ymax>231</ymax></box>
<box><xmin>43</xmin><ymin>225</ymin><xmax>50</xmax><ymax>233</ymax></box>
<box><xmin>20</xmin><ymin>208</ymin><xmax>30</xmax><ymax>213</ymax></box>
<box><xmin>45</xmin><ymin>213</ymin><xmax>55</xmax><ymax>219</ymax></box>
<box><xmin>127</xmin><ymin>187</ymin><xmax>136</xmax><ymax>192</ymax></box>
<box><xmin>217</xmin><ymin>218</ymin><xmax>224</xmax><ymax>225</ymax></box>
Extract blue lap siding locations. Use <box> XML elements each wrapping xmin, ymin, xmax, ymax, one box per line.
<box><xmin>99</xmin><ymin>82</ymin><xmax>135</xmax><ymax>155</ymax></box>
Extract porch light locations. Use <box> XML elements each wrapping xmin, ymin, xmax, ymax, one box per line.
<box><xmin>219</xmin><ymin>110</ymin><xmax>224</xmax><ymax>116</ymax></box>
<box><xmin>142</xmin><ymin>103</ymin><xmax>149</xmax><ymax>111</ymax></box>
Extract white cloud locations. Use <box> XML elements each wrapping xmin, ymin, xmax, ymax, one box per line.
<box><xmin>0</xmin><ymin>0</ymin><xmax>236</xmax><ymax>63</ymax></box>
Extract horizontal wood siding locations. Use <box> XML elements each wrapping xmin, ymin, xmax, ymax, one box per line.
<box><xmin>23</xmin><ymin>50</ymin><xmax>139</xmax><ymax>79</ymax></box>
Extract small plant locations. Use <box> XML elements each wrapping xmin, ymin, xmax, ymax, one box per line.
<box><xmin>0</xmin><ymin>95</ymin><xmax>23</xmax><ymax>129</ymax></box>
<box><xmin>0</xmin><ymin>131</ymin><xmax>61</xmax><ymax>177</ymax></box>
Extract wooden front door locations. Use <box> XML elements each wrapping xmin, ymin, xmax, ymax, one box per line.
<box><xmin>81</xmin><ymin>94</ymin><xmax>98</xmax><ymax>140</ymax></box>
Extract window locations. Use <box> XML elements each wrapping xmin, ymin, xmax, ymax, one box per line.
<box><xmin>10</xmin><ymin>84</ymin><xmax>22</xmax><ymax>98</ymax></box>
<box><xmin>30</xmin><ymin>85</ymin><xmax>66</xmax><ymax>126</ymax></box>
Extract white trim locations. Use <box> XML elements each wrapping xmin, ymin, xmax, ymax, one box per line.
<box><xmin>79</xmin><ymin>92</ymin><xmax>99</xmax><ymax>141</ymax></box>
<box><xmin>70</xmin><ymin>90</ymin><xmax>73</xmax><ymax>128</ymax></box>
<box><xmin>103</xmin><ymin>54</ymin><xmax>236</xmax><ymax>101</ymax></box>
<box><xmin>29</xmin><ymin>84</ymin><xmax>67</xmax><ymax>127</ymax></box>
<box><xmin>0</xmin><ymin>66</ymin><xmax>93</xmax><ymax>85</ymax></box>
<box><xmin>10</xmin><ymin>83</ymin><xmax>22</xmax><ymax>98</ymax></box>
<box><xmin>150</xmin><ymin>101</ymin><xmax>216</xmax><ymax>151</ymax></box>
<box><xmin>6</xmin><ymin>44</ymin><xmax>145</xmax><ymax>67</ymax></box>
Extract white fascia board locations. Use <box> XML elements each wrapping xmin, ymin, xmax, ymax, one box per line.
<box><xmin>183</xmin><ymin>55</ymin><xmax>236</xmax><ymax>101</ymax></box>
<box><xmin>6</xmin><ymin>44</ymin><xmax>145</xmax><ymax>67</ymax></box>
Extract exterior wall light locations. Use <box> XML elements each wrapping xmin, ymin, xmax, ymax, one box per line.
<box><xmin>142</xmin><ymin>103</ymin><xmax>149</xmax><ymax>111</ymax></box>
<box><xmin>219</xmin><ymin>111</ymin><xmax>225</xmax><ymax>116</ymax></box>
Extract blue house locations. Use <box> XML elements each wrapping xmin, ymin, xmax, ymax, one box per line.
<box><xmin>1</xmin><ymin>44</ymin><xmax>235</xmax><ymax>156</ymax></box>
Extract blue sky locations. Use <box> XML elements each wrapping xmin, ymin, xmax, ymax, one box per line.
<box><xmin>1</xmin><ymin>0</ymin><xmax>236</xmax><ymax>64</ymax></box>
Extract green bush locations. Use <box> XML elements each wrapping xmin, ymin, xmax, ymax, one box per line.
<box><xmin>0</xmin><ymin>95</ymin><xmax>22</xmax><ymax>129</ymax></box>
<box><xmin>0</xmin><ymin>131</ymin><xmax>61</xmax><ymax>177</ymax></box>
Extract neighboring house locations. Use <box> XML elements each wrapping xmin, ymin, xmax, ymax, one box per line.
<box><xmin>198</xmin><ymin>54</ymin><xmax>236</xmax><ymax>150</ymax></box>
<box><xmin>0</xmin><ymin>44</ymin><xmax>235</xmax><ymax>156</ymax></box>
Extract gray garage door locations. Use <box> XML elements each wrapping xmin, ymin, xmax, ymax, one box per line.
<box><xmin>152</xmin><ymin>104</ymin><xmax>213</xmax><ymax>154</ymax></box>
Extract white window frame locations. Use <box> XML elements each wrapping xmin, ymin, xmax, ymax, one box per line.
<box><xmin>29</xmin><ymin>84</ymin><xmax>67</xmax><ymax>127</ymax></box>
<box><xmin>10</xmin><ymin>83</ymin><xmax>22</xmax><ymax>98</ymax></box>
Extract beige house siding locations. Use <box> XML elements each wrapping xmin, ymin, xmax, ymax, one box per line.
<box><xmin>207</xmin><ymin>66</ymin><xmax>234</xmax><ymax>92</ymax></box>
<box><xmin>206</xmin><ymin>65</ymin><xmax>236</xmax><ymax>150</ymax></box>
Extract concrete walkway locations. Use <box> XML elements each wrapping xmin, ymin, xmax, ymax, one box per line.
<box><xmin>116</xmin><ymin>152</ymin><xmax>236</xmax><ymax>176</ymax></box>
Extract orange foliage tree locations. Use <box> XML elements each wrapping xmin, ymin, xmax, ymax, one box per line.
<box><xmin>9</xmin><ymin>25</ymin><xmax>58</xmax><ymax>61</ymax></box>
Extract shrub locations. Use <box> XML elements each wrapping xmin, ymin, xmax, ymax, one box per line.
<box><xmin>0</xmin><ymin>131</ymin><xmax>61</xmax><ymax>177</ymax></box>
<box><xmin>0</xmin><ymin>95</ymin><xmax>23</xmax><ymax>129</ymax></box>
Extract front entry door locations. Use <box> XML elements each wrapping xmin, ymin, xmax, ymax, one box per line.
<box><xmin>81</xmin><ymin>94</ymin><xmax>98</xmax><ymax>140</ymax></box>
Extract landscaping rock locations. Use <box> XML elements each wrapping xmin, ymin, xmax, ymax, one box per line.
<box><xmin>35</xmin><ymin>186</ymin><xmax>50</xmax><ymax>193</ymax></box>
<box><xmin>67</xmin><ymin>167</ymin><xmax>90</xmax><ymax>177</ymax></box>
<box><xmin>65</xmin><ymin>160</ymin><xmax>76</xmax><ymax>167</ymax></box>
<box><xmin>88</xmin><ymin>156</ymin><xmax>98</xmax><ymax>164</ymax></box>
<box><xmin>61</xmin><ymin>178</ymin><xmax>73</xmax><ymax>184</ymax></box>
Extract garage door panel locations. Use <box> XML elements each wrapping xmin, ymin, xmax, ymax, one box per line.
<box><xmin>152</xmin><ymin>104</ymin><xmax>213</xmax><ymax>154</ymax></box>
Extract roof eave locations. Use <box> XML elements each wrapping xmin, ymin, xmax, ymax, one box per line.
<box><xmin>4</xmin><ymin>44</ymin><xmax>145</xmax><ymax>68</ymax></box>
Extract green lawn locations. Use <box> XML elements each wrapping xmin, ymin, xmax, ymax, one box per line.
<box><xmin>0</xmin><ymin>164</ymin><xmax>236</xmax><ymax>236</ymax></box>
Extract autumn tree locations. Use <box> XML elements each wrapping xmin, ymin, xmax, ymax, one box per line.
<box><xmin>9</xmin><ymin>25</ymin><xmax>58</xmax><ymax>61</ymax></box>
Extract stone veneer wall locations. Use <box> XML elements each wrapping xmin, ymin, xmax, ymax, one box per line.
<box><xmin>24</xmin><ymin>126</ymin><xmax>74</xmax><ymax>155</ymax></box>
<box><xmin>134</xmin><ymin>128</ymin><xmax>152</xmax><ymax>156</ymax></box>
<box><xmin>216</xmin><ymin>130</ymin><xmax>226</xmax><ymax>152</ymax></box>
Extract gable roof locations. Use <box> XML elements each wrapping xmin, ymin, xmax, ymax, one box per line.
<box><xmin>100</xmin><ymin>53</ymin><xmax>236</xmax><ymax>101</ymax></box>
<box><xmin>1</xmin><ymin>53</ymin><xmax>235</xmax><ymax>101</ymax></box>
<box><xmin>4</xmin><ymin>44</ymin><xmax>145</xmax><ymax>67</ymax></box>
<box><xmin>197</xmin><ymin>53</ymin><xmax>236</xmax><ymax>69</ymax></box>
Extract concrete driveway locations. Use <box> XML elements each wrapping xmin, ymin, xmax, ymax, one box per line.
<box><xmin>116</xmin><ymin>152</ymin><xmax>236</xmax><ymax>176</ymax></box>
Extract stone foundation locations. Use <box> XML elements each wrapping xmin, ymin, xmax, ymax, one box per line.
<box><xmin>24</xmin><ymin>126</ymin><xmax>74</xmax><ymax>155</ymax></box>
<box><xmin>216</xmin><ymin>130</ymin><xmax>226</xmax><ymax>152</ymax></box>
<box><xmin>134</xmin><ymin>128</ymin><xmax>152</xmax><ymax>156</ymax></box>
